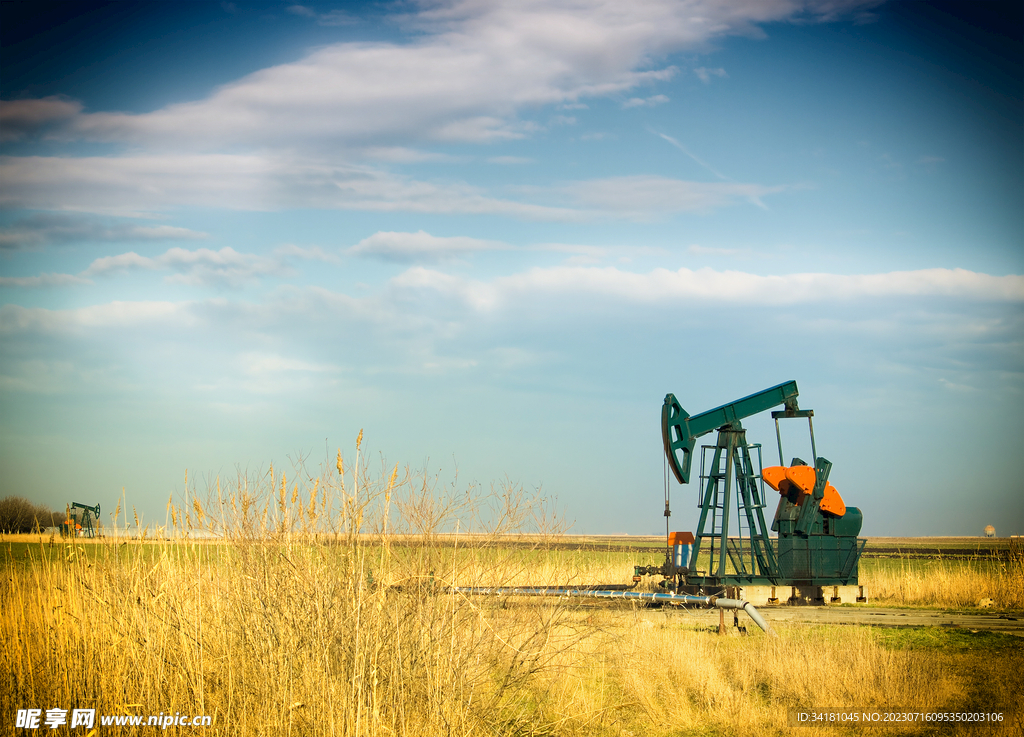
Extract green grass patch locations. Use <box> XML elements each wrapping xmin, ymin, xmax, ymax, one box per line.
<box><xmin>872</xmin><ymin>626</ymin><xmax>1024</xmax><ymax>652</ymax></box>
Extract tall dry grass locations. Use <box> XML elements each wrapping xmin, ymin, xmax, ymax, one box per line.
<box><xmin>565</xmin><ymin>610</ymin><xmax>1022</xmax><ymax>736</ymax></box>
<box><xmin>2</xmin><ymin>439</ymin><xmax>587</xmax><ymax>735</ymax></box>
<box><xmin>2</xmin><ymin>439</ymin><xmax>1021</xmax><ymax>736</ymax></box>
<box><xmin>862</xmin><ymin>548</ymin><xmax>1024</xmax><ymax>609</ymax></box>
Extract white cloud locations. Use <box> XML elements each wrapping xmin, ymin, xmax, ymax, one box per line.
<box><xmin>0</xmin><ymin>154</ymin><xmax>286</xmax><ymax>217</ymax></box>
<box><xmin>622</xmin><ymin>94</ymin><xmax>669</xmax><ymax>108</ymax></box>
<box><xmin>655</xmin><ymin>132</ymin><xmax>730</xmax><ymax>181</ymax></box>
<box><xmin>78</xmin><ymin>246</ymin><xmax>283</xmax><ymax>287</ymax></box>
<box><xmin>8</xmin><ymin>1</ymin><xmax>881</xmax><ymax>152</ymax></box>
<box><xmin>2</xmin><ymin>261</ymin><xmax>1015</xmax><ymax>404</ymax></box>
<box><xmin>0</xmin><ymin>156</ymin><xmax>783</xmax><ymax>222</ymax></box>
<box><xmin>360</xmin><ymin>147</ymin><xmax>465</xmax><ymax>163</ymax></box>
<box><xmin>0</xmin><ymin>96</ymin><xmax>82</xmax><ymax>141</ymax></box>
<box><xmin>81</xmin><ymin>251</ymin><xmax>159</xmax><ymax>276</ymax></box>
<box><xmin>563</xmin><ymin>175</ymin><xmax>783</xmax><ymax>216</ymax></box>
<box><xmin>349</xmin><ymin>230</ymin><xmax>507</xmax><ymax>262</ymax></box>
<box><xmin>286</xmin><ymin>5</ymin><xmax>356</xmax><ymax>26</ymax></box>
<box><xmin>938</xmin><ymin>377</ymin><xmax>978</xmax><ymax>392</ymax></box>
<box><xmin>159</xmin><ymin>246</ymin><xmax>282</xmax><ymax>287</ymax></box>
<box><xmin>694</xmin><ymin>66</ymin><xmax>728</xmax><ymax>84</ymax></box>
<box><xmin>390</xmin><ymin>265</ymin><xmax>1024</xmax><ymax>311</ymax></box>
<box><xmin>7</xmin><ymin>2</ymin><xmax>882</xmax><ymax>223</ymax></box>
<box><xmin>274</xmin><ymin>244</ymin><xmax>342</xmax><ymax>264</ymax></box>
<box><xmin>0</xmin><ymin>273</ymin><xmax>92</xmax><ymax>288</ymax></box>
<box><xmin>0</xmin><ymin>301</ymin><xmax>195</xmax><ymax>335</ymax></box>
<box><xmin>390</xmin><ymin>267</ymin><xmax>500</xmax><ymax>311</ymax></box>
<box><xmin>0</xmin><ymin>154</ymin><xmax>585</xmax><ymax>220</ymax></box>
<box><xmin>0</xmin><ymin>213</ymin><xmax>208</xmax><ymax>250</ymax></box>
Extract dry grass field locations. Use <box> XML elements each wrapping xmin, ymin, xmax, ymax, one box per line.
<box><xmin>3</xmin><ymin>446</ymin><xmax>1022</xmax><ymax>735</ymax></box>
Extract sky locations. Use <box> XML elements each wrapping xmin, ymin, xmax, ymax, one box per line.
<box><xmin>0</xmin><ymin>0</ymin><xmax>1021</xmax><ymax>537</ymax></box>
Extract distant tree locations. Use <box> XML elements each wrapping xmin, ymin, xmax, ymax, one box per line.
<box><xmin>37</xmin><ymin>505</ymin><xmax>63</xmax><ymax>529</ymax></box>
<box><xmin>0</xmin><ymin>496</ymin><xmax>58</xmax><ymax>533</ymax></box>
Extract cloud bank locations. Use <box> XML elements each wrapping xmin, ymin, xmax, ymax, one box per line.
<box><xmin>392</xmin><ymin>265</ymin><xmax>1024</xmax><ymax>311</ymax></box>
<box><xmin>2</xmin><ymin>1</ymin><xmax>878</xmax><ymax>151</ymax></box>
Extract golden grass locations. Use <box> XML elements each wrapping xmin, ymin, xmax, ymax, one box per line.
<box><xmin>2</xmin><ymin>445</ymin><xmax>1022</xmax><ymax>735</ymax></box>
<box><xmin>861</xmin><ymin>553</ymin><xmax>1024</xmax><ymax>610</ymax></box>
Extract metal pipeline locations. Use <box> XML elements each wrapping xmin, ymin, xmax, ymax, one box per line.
<box><xmin>711</xmin><ymin>597</ymin><xmax>776</xmax><ymax>637</ymax></box>
<box><xmin>450</xmin><ymin>587</ymin><xmax>776</xmax><ymax>637</ymax></box>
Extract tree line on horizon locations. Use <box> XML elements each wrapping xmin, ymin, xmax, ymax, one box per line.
<box><xmin>0</xmin><ymin>496</ymin><xmax>70</xmax><ymax>534</ymax></box>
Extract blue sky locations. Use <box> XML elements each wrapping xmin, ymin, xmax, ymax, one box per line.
<box><xmin>1</xmin><ymin>0</ymin><xmax>1021</xmax><ymax>536</ymax></box>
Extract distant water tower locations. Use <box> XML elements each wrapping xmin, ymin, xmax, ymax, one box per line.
<box><xmin>984</xmin><ymin>525</ymin><xmax>996</xmax><ymax>538</ymax></box>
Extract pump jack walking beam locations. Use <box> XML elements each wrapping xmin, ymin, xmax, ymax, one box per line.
<box><xmin>662</xmin><ymin>380</ymin><xmax>799</xmax><ymax>485</ymax></box>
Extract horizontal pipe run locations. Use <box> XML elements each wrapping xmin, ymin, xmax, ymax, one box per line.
<box><xmin>450</xmin><ymin>587</ymin><xmax>776</xmax><ymax>637</ymax></box>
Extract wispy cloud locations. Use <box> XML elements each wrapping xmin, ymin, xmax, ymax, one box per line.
<box><xmin>391</xmin><ymin>265</ymin><xmax>1024</xmax><ymax>311</ymax></box>
<box><xmin>286</xmin><ymin>5</ymin><xmax>357</xmax><ymax>26</ymax></box>
<box><xmin>80</xmin><ymin>252</ymin><xmax>160</xmax><ymax>276</ymax></box>
<box><xmin>1</xmin><ymin>154</ymin><xmax>779</xmax><ymax>221</ymax></box>
<box><xmin>0</xmin><ymin>154</ymin><xmax>586</xmax><ymax>220</ymax></box>
<box><xmin>622</xmin><ymin>94</ymin><xmax>669</xmax><ymax>108</ymax></box>
<box><xmin>4</xmin><ymin>1</ymin><xmax>881</xmax><ymax>152</ymax></box>
<box><xmin>0</xmin><ymin>301</ymin><xmax>195</xmax><ymax>335</ymax></box>
<box><xmin>562</xmin><ymin>175</ymin><xmax>782</xmax><ymax>216</ymax></box>
<box><xmin>360</xmin><ymin>147</ymin><xmax>465</xmax><ymax>164</ymax></box>
<box><xmin>349</xmin><ymin>231</ymin><xmax>507</xmax><ymax>263</ymax></box>
<box><xmin>693</xmin><ymin>66</ymin><xmax>728</xmax><ymax>84</ymax></box>
<box><xmin>0</xmin><ymin>273</ymin><xmax>92</xmax><ymax>288</ymax></box>
<box><xmin>654</xmin><ymin>131</ymin><xmax>731</xmax><ymax>181</ymax></box>
<box><xmin>1</xmin><ymin>246</ymin><xmax>278</xmax><ymax>290</ymax></box>
<box><xmin>0</xmin><ymin>213</ymin><xmax>208</xmax><ymax>250</ymax></box>
<box><xmin>0</xmin><ymin>96</ymin><xmax>82</xmax><ymax>141</ymax></box>
<box><xmin>0</xmin><ymin>1</ymin><xmax>874</xmax><ymax>226</ymax></box>
<box><xmin>159</xmin><ymin>247</ymin><xmax>283</xmax><ymax>287</ymax></box>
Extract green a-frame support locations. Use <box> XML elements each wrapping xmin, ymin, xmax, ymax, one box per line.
<box><xmin>690</xmin><ymin>425</ymin><xmax>779</xmax><ymax>586</ymax></box>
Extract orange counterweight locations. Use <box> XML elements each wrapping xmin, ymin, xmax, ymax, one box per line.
<box><xmin>762</xmin><ymin>466</ymin><xmax>788</xmax><ymax>491</ymax></box>
<box><xmin>819</xmin><ymin>483</ymin><xmax>846</xmax><ymax>516</ymax></box>
<box><xmin>762</xmin><ymin>465</ymin><xmax>847</xmax><ymax>516</ymax></box>
<box><xmin>784</xmin><ymin>466</ymin><xmax>816</xmax><ymax>495</ymax></box>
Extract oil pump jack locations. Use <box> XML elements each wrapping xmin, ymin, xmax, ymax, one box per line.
<box><xmin>635</xmin><ymin>381</ymin><xmax>865</xmax><ymax>598</ymax></box>
<box><xmin>62</xmin><ymin>501</ymin><xmax>101</xmax><ymax>538</ymax></box>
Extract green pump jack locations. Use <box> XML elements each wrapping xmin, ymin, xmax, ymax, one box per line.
<box><xmin>635</xmin><ymin>381</ymin><xmax>866</xmax><ymax>604</ymax></box>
